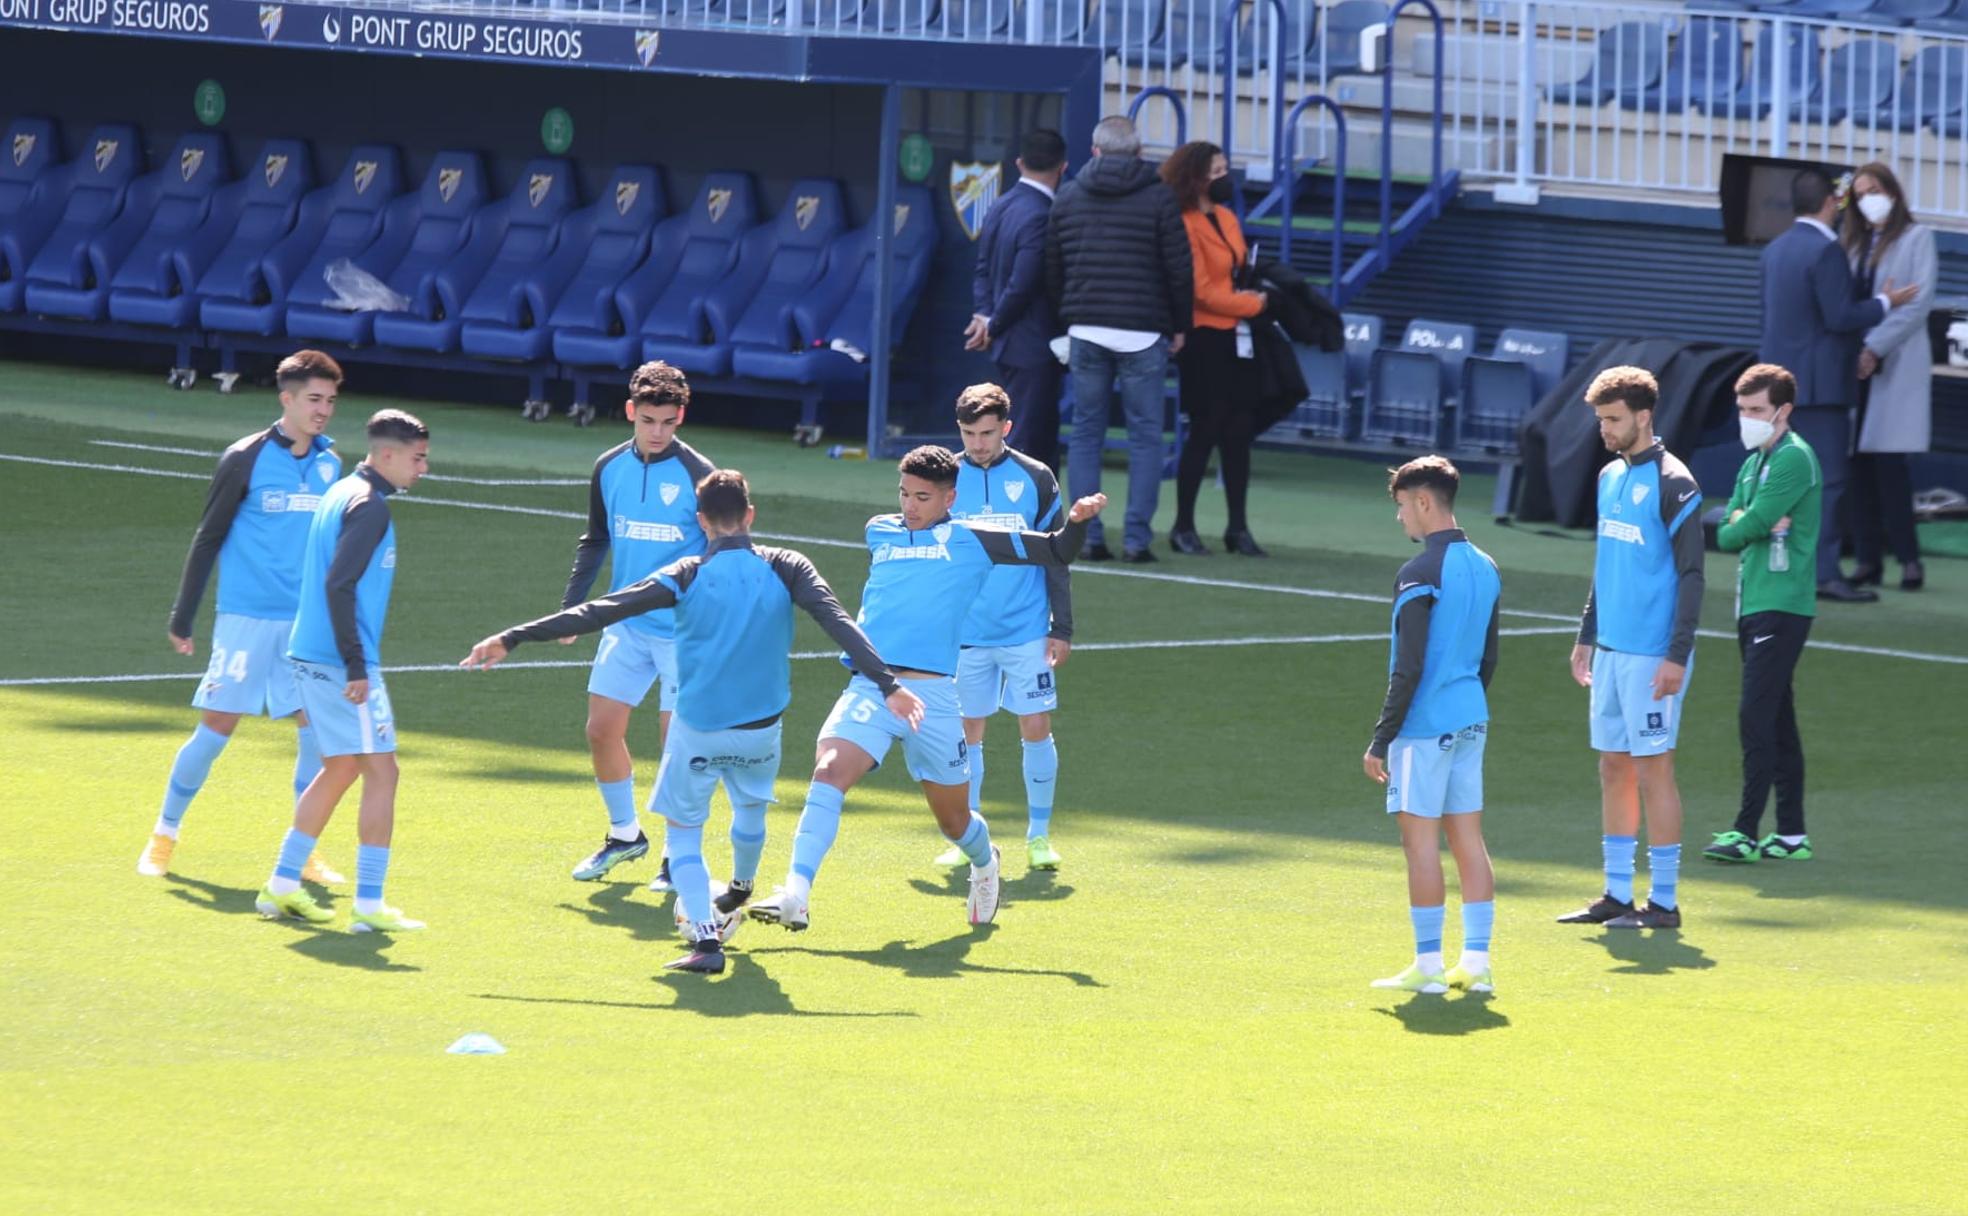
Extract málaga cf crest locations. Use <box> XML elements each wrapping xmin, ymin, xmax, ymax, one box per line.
<box><xmin>949</xmin><ymin>161</ymin><xmax>1000</xmax><ymax>242</ymax></box>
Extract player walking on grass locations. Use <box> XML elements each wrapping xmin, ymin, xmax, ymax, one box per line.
<box><xmin>256</xmin><ymin>410</ymin><xmax>429</xmax><ymax>932</ymax></box>
<box><xmin>748</xmin><ymin>445</ymin><xmax>1106</xmax><ymax>933</ymax></box>
<box><xmin>460</xmin><ymin>470</ymin><xmax>922</xmax><ymax>975</ymax></box>
<box><xmin>561</xmin><ymin>362</ymin><xmax>715</xmax><ymax>891</ymax></box>
<box><xmin>1363</xmin><ymin>457</ymin><xmax>1502</xmax><ymax>995</ymax></box>
<box><xmin>141</xmin><ymin>350</ymin><xmax>348</xmax><ymax>884</ymax></box>
<box><xmin>935</xmin><ymin>383</ymin><xmax>1074</xmax><ymax>873</ymax></box>
<box><xmin>1560</xmin><ymin>368</ymin><xmax>1704</xmax><ymax>931</ymax></box>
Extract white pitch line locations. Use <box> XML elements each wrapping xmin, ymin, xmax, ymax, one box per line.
<box><xmin>87</xmin><ymin>439</ymin><xmax>587</xmax><ymax>486</ymax></box>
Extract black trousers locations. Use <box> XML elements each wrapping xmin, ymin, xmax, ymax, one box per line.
<box><xmin>1788</xmin><ymin>406</ymin><xmax>1854</xmax><ymax>583</ymax></box>
<box><xmin>996</xmin><ymin>359</ymin><xmax>1064</xmax><ymax>474</ymax></box>
<box><xmin>1174</xmin><ymin>325</ymin><xmax>1261</xmax><ymax>534</ymax></box>
<box><xmin>1734</xmin><ymin>610</ymin><xmax>1813</xmax><ymax>838</ymax></box>
<box><xmin>1849</xmin><ymin>451</ymin><xmax>1921</xmax><ymax>567</ymax></box>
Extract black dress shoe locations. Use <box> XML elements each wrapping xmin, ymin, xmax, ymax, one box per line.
<box><xmin>1121</xmin><ymin>547</ymin><xmax>1158</xmax><ymax>564</ymax></box>
<box><xmin>1223</xmin><ymin>528</ymin><xmax>1268</xmax><ymax>557</ymax></box>
<box><xmin>1901</xmin><ymin>560</ymin><xmax>1925</xmax><ymax>591</ymax></box>
<box><xmin>1817</xmin><ymin>578</ymin><xmax>1879</xmax><ymax>603</ymax></box>
<box><xmin>1849</xmin><ymin>563</ymin><xmax>1884</xmax><ymax>587</ymax></box>
<box><xmin>1169</xmin><ymin>528</ymin><xmax>1210</xmax><ymax>556</ymax></box>
<box><xmin>1083</xmin><ymin>543</ymin><xmax>1114</xmax><ymax>562</ymax></box>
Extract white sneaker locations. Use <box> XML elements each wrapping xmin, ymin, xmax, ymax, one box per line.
<box><xmin>673</xmin><ymin>901</ymin><xmax>743</xmax><ymax>946</ymax></box>
<box><xmin>966</xmin><ymin>845</ymin><xmax>1003</xmax><ymax>926</ymax></box>
<box><xmin>745</xmin><ymin>886</ymin><xmax>810</xmax><ymax>932</ymax></box>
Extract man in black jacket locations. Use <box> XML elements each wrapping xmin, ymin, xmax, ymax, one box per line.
<box><xmin>1045</xmin><ymin>115</ymin><xmax>1193</xmax><ymax>562</ymax></box>
<box><xmin>965</xmin><ymin>129</ymin><xmax>1068</xmax><ymax>472</ymax></box>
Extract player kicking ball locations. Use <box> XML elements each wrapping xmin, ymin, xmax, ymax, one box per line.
<box><xmin>747</xmin><ymin>445</ymin><xmax>1104</xmax><ymax>934</ymax></box>
<box><xmin>1363</xmin><ymin>458</ymin><xmax>1502</xmax><ymax>995</ymax></box>
<box><xmin>461</xmin><ymin>470</ymin><xmax>921</xmax><ymax>974</ymax></box>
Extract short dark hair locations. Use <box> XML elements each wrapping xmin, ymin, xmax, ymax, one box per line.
<box><xmin>1585</xmin><ymin>366</ymin><xmax>1658</xmax><ymax>417</ymax></box>
<box><xmin>899</xmin><ymin>444</ymin><xmax>959</xmax><ymax>486</ymax></box>
<box><xmin>276</xmin><ymin>349</ymin><xmax>343</xmax><ymax>390</ymax></box>
<box><xmin>954</xmin><ymin>383</ymin><xmax>1011</xmax><ymax>425</ymax></box>
<box><xmin>367</xmin><ymin>409</ymin><xmax>428</xmax><ymax>444</ymax></box>
<box><xmin>629</xmin><ymin>361</ymin><xmax>690</xmax><ymax>410</ymax></box>
<box><xmin>1791</xmin><ymin>167</ymin><xmax>1835</xmax><ymax>216</ymax></box>
<box><xmin>1388</xmin><ymin>455</ymin><xmax>1460</xmax><ymax>506</ymax></box>
<box><xmin>1735</xmin><ymin>362</ymin><xmax>1797</xmax><ymax>407</ymax></box>
<box><xmin>1020</xmin><ymin>129</ymin><xmax>1067</xmax><ymax>175</ymax></box>
<box><xmin>696</xmin><ymin>468</ymin><xmax>751</xmax><ymax>528</ymax></box>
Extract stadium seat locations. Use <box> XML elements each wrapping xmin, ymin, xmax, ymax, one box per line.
<box><xmin>1363</xmin><ymin>349</ymin><xmax>1443</xmax><ymax>446</ymax></box>
<box><xmin>1322</xmin><ymin>1</ymin><xmax>1388</xmax><ymax>77</ymax></box>
<box><xmin>1342</xmin><ymin>311</ymin><xmax>1381</xmax><ymax>393</ymax></box>
<box><xmin>1796</xmin><ymin>38</ymin><xmax>1896</xmax><ymax>125</ymax></box>
<box><xmin>27</xmin><ymin>133</ymin><xmax>227</xmax><ymax>322</ymax></box>
<box><xmin>942</xmin><ymin>0</ymin><xmax>1013</xmax><ymax>37</ymax></box>
<box><xmin>1864</xmin><ymin>45</ymin><xmax>1968</xmax><ymax>131</ymax></box>
<box><xmin>284</xmin><ymin>150</ymin><xmax>485</xmax><ymax>347</ymax></box>
<box><xmin>1398</xmin><ymin>317</ymin><xmax>1476</xmax><ymax>396</ymax></box>
<box><xmin>1698</xmin><ymin>23</ymin><xmax>1817</xmax><ymax>120</ymax></box>
<box><xmin>646</xmin><ymin>177</ymin><xmax>845</xmax><ymax>376</ymax></box>
<box><xmin>1291</xmin><ymin>344</ymin><xmax>1351</xmax><ymax>439</ymax></box>
<box><xmin>17</xmin><ymin>124</ymin><xmax>141</xmax><ymax>316</ymax></box>
<box><xmin>1546</xmin><ymin>22</ymin><xmax>1665</xmax><ymax>107</ymax></box>
<box><xmin>1777</xmin><ymin>0</ymin><xmax>1881</xmax><ymax>14</ymax></box>
<box><xmin>203</xmin><ymin>145</ymin><xmax>399</xmax><ymax>337</ymax></box>
<box><xmin>468</xmin><ymin>165</ymin><xmax>666</xmax><ymax>364</ymax></box>
<box><xmin>1023</xmin><ymin>0</ymin><xmax>1090</xmax><ymax>40</ymax></box>
<box><xmin>1098</xmin><ymin>0</ymin><xmax>1184</xmax><ymax>68</ymax></box>
<box><xmin>1456</xmin><ymin>356</ymin><xmax>1535</xmax><ymax>454</ymax></box>
<box><xmin>1870</xmin><ymin>0</ymin><xmax>1953</xmax><ymax>20</ymax></box>
<box><xmin>804</xmin><ymin>0</ymin><xmax>870</xmax><ymax>26</ymax></box>
<box><xmin>1619</xmin><ymin>16</ymin><xmax>1742</xmax><ymax>113</ymax></box>
<box><xmin>732</xmin><ymin>184</ymin><xmax>937</xmax><ymax>387</ymax></box>
<box><xmin>374</xmin><ymin>157</ymin><xmax>576</xmax><ymax>354</ymax></box>
<box><xmin>1492</xmin><ymin>327</ymin><xmax>1569</xmax><ymax>398</ymax></box>
<box><xmin>1222</xmin><ymin>1</ymin><xmax>1317</xmax><ymax>77</ymax></box>
<box><xmin>0</xmin><ymin>117</ymin><xmax>63</xmax><ymax>313</ymax></box>
<box><xmin>877</xmin><ymin>0</ymin><xmax>941</xmax><ymax>32</ymax></box>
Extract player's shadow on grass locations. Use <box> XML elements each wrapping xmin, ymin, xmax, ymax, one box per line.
<box><xmin>1374</xmin><ymin>992</ymin><xmax>1510</xmax><ymax>1036</ymax></box>
<box><xmin>475</xmin><ymin>956</ymin><xmax>915</xmax><ymax>1019</ymax></box>
<box><xmin>1592</xmin><ymin>930</ymin><xmax>1716</xmax><ymax>976</ymax></box>
<box><xmin>286</xmin><ymin>930</ymin><xmax>420</xmax><ymax>973</ymax></box>
<box><xmin>558</xmin><ymin>882</ymin><xmax>673</xmax><ymax>944</ymax></box>
<box><xmin>907</xmin><ymin>869</ymin><xmax>1076</xmax><ymax>904</ymax></box>
<box><xmin>52</xmin><ymin>715</ymin><xmax>181</xmax><ymax>734</ymax></box>
<box><xmin>451</xmin><ymin>764</ymin><xmax>578</xmax><ymax>785</ymax></box>
<box><xmin>757</xmin><ymin>924</ymin><xmax>1104</xmax><ymax>987</ymax></box>
<box><xmin>165</xmin><ymin>874</ymin><xmax>265</xmax><ymax>917</ymax></box>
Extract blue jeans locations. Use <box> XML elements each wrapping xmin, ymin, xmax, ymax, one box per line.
<box><xmin>1067</xmin><ymin>336</ymin><xmax>1168</xmax><ymax>553</ymax></box>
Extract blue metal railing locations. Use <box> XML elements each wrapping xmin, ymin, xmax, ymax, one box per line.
<box><xmin>1277</xmin><ymin>94</ymin><xmax>1347</xmax><ymax>290</ymax></box>
<box><xmin>1127</xmin><ymin>86</ymin><xmax>1188</xmax><ymax>146</ymax></box>
<box><xmin>1382</xmin><ymin>0</ymin><xmax>1445</xmax><ymax>268</ymax></box>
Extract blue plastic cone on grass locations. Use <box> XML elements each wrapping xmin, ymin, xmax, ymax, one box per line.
<box><xmin>447</xmin><ymin>1033</ymin><xmax>506</xmax><ymax>1055</ymax></box>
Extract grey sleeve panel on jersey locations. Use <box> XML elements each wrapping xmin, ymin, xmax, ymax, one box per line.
<box><xmin>1479</xmin><ymin>598</ymin><xmax>1502</xmax><ymax>690</ymax></box>
<box><xmin>501</xmin><ymin>563</ymin><xmax>686</xmax><ymax>650</ymax></box>
<box><xmin>767</xmin><ymin>549</ymin><xmax>902</xmax><ymax>696</ymax></box>
<box><xmin>675</xmin><ymin>442</ymin><xmax>717</xmax><ymax>488</ymax></box>
<box><xmin>1370</xmin><ymin>594</ymin><xmax>1433</xmax><ymax>757</ymax></box>
<box><xmin>325</xmin><ymin>495</ymin><xmax>390</xmax><ymax>672</ymax></box>
<box><xmin>1021</xmin><ymin>455</ymin><xmax>1074</xmax><ymax>640</ymax></box>
<box><xmin>1660</xmin><ymin>465</ymin><xmax>1706</xmax><ymax>666</ymax></box>
<box><xmin>1576</xmin><ymin>580</ymin><xmax>1597</xmax><ymax>649</ymax></box>
<box><xmin>561</xmin><ymin>456</ymin><xmax>613</xmax><ymax>609</ymax></box>
<box><xmin>973</xmin><ymin>516</ymin><xmax>1088</xmax><ymax>568</ymax></box>
<box><xmin>167</xmin><ymin>442</ymin><xmax>257</xmax><ymax>636</ymax></box>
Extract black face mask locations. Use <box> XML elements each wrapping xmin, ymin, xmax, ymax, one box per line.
<box><xmin>1207</xmin><ymin>176</ymin><xmax>1234</xmax><ymax>205</ymax></box>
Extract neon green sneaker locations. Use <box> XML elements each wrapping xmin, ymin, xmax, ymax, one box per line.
<box><xmin>350</xmin><ymin>906</ymin><xmax>426</xmax><ymax>933</ymax></box>
<box><xmin>1026</xmin><ymin>835</ymin><xmax>1062</xmax><ymax>871</ymax></box>
<box><xmin>255</xmin><ymin>885</ymin><xmax>334</xmax><ymax>924</ymax></box>
<box><xmin>1445</xmin><ymin>963</ymin><xmax>1495</xmax><ymax>993</ymax></box>
<box><xmin>1758</xmin><ymin>834</ymin><xmax>1813</xmax><ymax>861</ymax></box>
<box><xmin>933</xmin><ymin>843</ymin><xmax>967</xmax><ymax>867</ymax></box>
<box><xmin>1370</xmin><ymin>963</ymin><xmax>1448</xmax><ymax>994</ymax></box>
<box><xmin>1702</xmin><ymin>831</ymin><xmax>1760</xmax><ymax>864</ymax></box>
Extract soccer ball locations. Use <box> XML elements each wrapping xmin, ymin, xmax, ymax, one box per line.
<box><xmin>673</xmin><ymin>886</ymin><xmax>742</xmax><ymax>946</ymax></box>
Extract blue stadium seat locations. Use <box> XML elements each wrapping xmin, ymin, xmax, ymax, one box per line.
<box><xmin>375</xmin><ymin>158</ymin><xmax>576</xmax><ymax>354</ymax></box>
<box><xmin>1399</xmin><ymin>317</ymin><xmax>1476</xmax><ymax>395</ymax></box>
<box><xmin>1871</xmin><ymin>0</ymin><xmax>1952</xmax><ymax>20</ymax></box>
<box><xmin>1796</xmin><ymin>38</ymin><xmax>1896</xmax><ymax>125</ymax></box>
<box><xmin>1698</xmin><ymin>23</ymin><xmax>1817</xmax><ymax>119</ymax></box>
<box><xmin>285</xmin><ymin>151</ymin><xmax>486</xmax><ymax>347</ymax></box>
<box><xmin>1456</xmin><ymin>357</ymin><xmax>1535</xmax><ymax>454</ymax></box>
<box><xmin>733</xmin><ymin>185</ymin><xmax>937</xmax><ymax>387</ymax></box>
<box><xmin>1546</xmin><ymin>22</ymin><xmax>1665</xmax><ymax>107</ymax></box>
<box><xmin>1222</xmin><ymin>2</ymin><xmax>1317</xmax><ymax>77</ymax></box>
<box><xmin>1322</xmin><ymin>1</ymin><xmax>1388</xmax><ymax>77</ymax></box>
<box><xmin>1862</xmin><ymin>45</ymin><xmax>1968</xmax><ymax>131</ymax></box>
<box><xmin>1024</xmin><ymin>0</ymin><xmax>1089</xmax><ymax>40</ymax></box>
<box><xmin>941</xmin><ymin>0</ymin><xmax>1013</xmax><ymax>37</ymax></box>
<box><xmin>878</xmin><ymin>0</ymin><xmax>941</xmax><ymax>32</ymax></box>
<box><xmin>1098</xmin><ymin>0</ymin><xmax>1185</xmax><ymax>68</ymax></box>
<box><xmin>17</xmin><ymin>124</ymin><xmax>141</xmax><ymax>315</ymax></box>
<box><xmin>203</xmin><ymin>145</ymin><xmax>400</xmax><ymax>337</ymax></box>
<box><xmin>1342</xmin><ymin>311</ymin><xmax>1381</xmax><ymax>393</ymax></box>
<box><xmin>469</xmin><ymin>165</ymin><xmax>666</xmax><ymax>364</ymax></box>
<box><xmin>1620</xmin><ymin>16</ymin><xmax>1742</xmax><ymax>113</ymax></box>
<box><xmin>1363</xmin><ymin>349</ymin><xmax>1443</xmax><ymax>446</ymax></box>
<box><xmin>27</xmin><ymin>133</ymin><xmax>227</xmax><ymax>322</ymax></box>
<box><xmin>112</xmin><ymin>140</ymin><xmax>309</xmax><ymax>331</ymax></box>
<box><xmin>1492</xmin><ymin>327</ymin><xmax>1569</xmax><ymax>398</ymax></box>
<box><xmin>1778</xmin><ymin>0</ymin><xmax>1881</xmax><ymax>15</ymax></box>
<box><xmin>1290</xmin><ymin>345</ymin><xmax>1350</xmax><ymax>439</ymax></box>
<box><xmin>0</xmin><ymin>117</ymin><xmax>63</xmax><ymax>313</ymax></box>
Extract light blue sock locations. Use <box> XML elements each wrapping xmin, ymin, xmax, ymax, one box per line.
<box><xmin>1410</xmin><ymin>904</ymin><xmax>1445</xmax><ymax>955</ymax></box>
<box><xmin>789</xmin><ymin>783</ymin><xmax>846</xmax><ymax>886</ymax></box>
<box><xmin>947</xmin><ymin>811</ymin><xmax>994</xmax><ymax>868</ymax></box>
<box><xmin>1462</xmin><ymin>900</ymin><xmax>1494</xmax><ymax>953</ymax></box>
<box><xmin>967</xmin><ymin>743</ymin><xmax>985</xmax><ymax>815</ymax></box>
<box><xmin>292</xmin><ymin>724</ymin><xmax>322</xmax><ymax>806</ymax></box>
<box><xmin>355</xmin><ymin>844</ymin><xmax>390</xmax><ymax>908</ymax></box>
<box><xmin>597</xmin><ymin>777</ymin><xmax>638</xmax><ymax>840</ymax></box>
<box><xmin>667</xmin><ymin>823</ymin><xmax>715</xmax><ymax>934</ymax></box>
<box><xmin>1648</xmin><ymin>844</ymin><xmax>1682</xmax><ymax>911</ymax></box>
<box><xmin>1022</xmin><ymin>735</ymin><xmax>1057</xmax><ymax>839</ymax></box>
<box><xmin>272</xmin><ymin>827</ymin><xmax>317</xmax><ymax>883</ymax></box>
<box><xmin>159</xmin><ymin>724</ymin><xmax>229</xmax><ymax>831</ymax></box>
<box><xmin>729</xmin><ymin>800</ymin><xmax>768</xmax><ymax>885</ymax></box>
<box><xmin>1603</xmin><ymin>834</ymin><xmax>1638</xmax><ymax>904</ymax></box>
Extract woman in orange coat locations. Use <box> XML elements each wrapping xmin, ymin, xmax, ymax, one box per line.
<box><xmin>1161</xmin><ymin>141</ymin><xmax>1271</xmax><ymax>557</ymax></box>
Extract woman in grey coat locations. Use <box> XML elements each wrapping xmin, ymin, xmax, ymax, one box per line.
<box><xmin>1845</xmin><ymin>162</ymin><xmax>1934</xmax><ymax>590</ymax></box>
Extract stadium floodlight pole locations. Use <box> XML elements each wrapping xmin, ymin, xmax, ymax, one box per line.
<box><xmin>869</xmin><ymin>81</ymin><xmax>901</xmax><ymax>456</ymax></box>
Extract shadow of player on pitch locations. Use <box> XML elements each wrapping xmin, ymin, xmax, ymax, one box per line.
<box><xmin>907</xmin><ymin>868</ymin><xmax>1076</xmax><ymax>904</ymax></box>
<box><xmin>1374</xmin><ymin>992</ymin><xmax>1511</xmax><ymax>1036</ymax></box>
<box><xmin>475</xmin><ymin>955</ymin><xmax>916</xmax><ymax>1020</ymax></box>
<box><xmin>287</xmin><ymin>929</ymin><xmax>420</xmax><ymax>973</ymax></box>
<box><xmin>557</xmin><ymin>881</ymin><xmax>673</xmax><ymax>944</ymax></box>
<box><xmin>1592</xmin><ymin>930</ymin><xmax>1716</xmax><ymax>976</ymax></box>
<box><xmin>165</xmin><ymin>874</ymin><xmax>268</xmax><ymax>917</ymax></box>
<box><xmin>756</xmin><ymin>924</ymin><xmax>1104</xmax><ymax>987</ymax></box>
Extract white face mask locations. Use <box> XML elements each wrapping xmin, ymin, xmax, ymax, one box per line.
<box><xmin>1740</xmin><ymin>415</ymin><xmax>1777</xmax><ymax>450</ymax></box>
<box><xmin>1858</xmin><ymin>193</ymin><xmax>1894</xmax><ymax>226</ymax></box>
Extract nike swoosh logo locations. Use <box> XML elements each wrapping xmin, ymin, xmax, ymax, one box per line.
<box><xmin>1678</xmin><ymin>490</ymin><xmax>1697</xmax><ymax>502</ymax></box>
<box><xmin>1753</xmin><ymin>635</ymin><xmax>1773</xmax><ymax>644</ymax></box>
<box><xmin>1398</xmin><ymin>581</ymin><xmax>1421</xmax><ymax>592</ymax></box>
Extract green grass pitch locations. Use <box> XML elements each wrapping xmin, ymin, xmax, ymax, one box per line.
<box><xmin>1</xmin><ymin>365</ymin><xmax>1963</xmax><ymax>1214</ymax></box>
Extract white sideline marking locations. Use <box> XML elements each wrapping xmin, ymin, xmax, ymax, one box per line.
<box><xmin>7</xmin><ymin>448</ymin><xmax>1966</xmax><ymax>668</ymax></box>
<box><xmin>87</xmin><ymin>439</ymin><xmax>587</xmax><ymax>486</ymax></box>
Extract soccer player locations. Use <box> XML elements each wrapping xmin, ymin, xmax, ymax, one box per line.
<box><xmin>748</xmin><ymin>446</ymin><xmax>1105</xmax><ymax>933</ymax></box>
<box><xmin>561</xmin><ymin>361</ymin><xmax>715</xmax><ymax>889</ymax></box>
<box><xmin>1362</xmin><ymin>457</ymin><xmax>1501</xmax><ymax>995</ymax></box>
<box><xmin>936</xmin><ymin>383</ymin><xmax>1073</xmax><ymax>873</ymax></box>
<box><xmin>255</xmin><ymin>410</ymin><xmax>430</xmax><ymax>932</ymax></box>
<box><xmin>141</xmin><ymin>350</ymin><xmax>347</xmax><ymax>883</ymax></box>
<box><xmin>1560</xmin><ymin>367</ymin><xmax>1704</xmax><ymax>931</ymax></box>
<box><xmin>460</xmin><ymin>470</ymin><xmax>923</xmax><ymax>975</ymax></box>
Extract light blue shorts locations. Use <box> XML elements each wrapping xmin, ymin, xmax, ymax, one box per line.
<box><xmin>586</xmin><ymin>623</ymin><xmax>678</xmax><ymax>711</ymax></box>
<box><xmin>819</xmin><ymin>674</ymin><xmax>969</xmax><ymax>786</ymax></box>
<box><xmin>957</xmin><ymin>638</ymin><xmax>1059</xmax><ymax>719</ymax></box>
<box><xmin>289</xmin><ymin>658</ymin><xmax>396</xmax><ymax>757</ymax></box>
<box><xmin>1590</xmin><ymin>648</ymin><xmax>1693</xmax><ymax>757</ymax></box>
<box><xmin>1385</xmin><ymin>723</ymin><xmax>1487</xmax><ymax>818</ymax></box>
<box><xmin>649</xmin><ymin>717</ymin><xmax>783</xmax><ymax>827</ymax></box>
<box><xmin>193</xmin><ymin>614</ymin><xmax>302</xmax><ymax>718</ymax></box>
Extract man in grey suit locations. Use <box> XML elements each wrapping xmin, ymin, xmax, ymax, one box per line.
<box><xmin>1758</xmin><ymin>167</ymin><xmax>1917</xmax><ymax>602</ymax></box>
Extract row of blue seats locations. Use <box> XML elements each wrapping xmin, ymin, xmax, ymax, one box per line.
<box><xmin>0</xmin><ymin>117</ymin><xmax>935</xmax><ymax>400</ymax></box>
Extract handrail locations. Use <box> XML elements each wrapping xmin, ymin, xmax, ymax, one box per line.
<box><xmin>1381</xmin><ymin>0</ymin><xmax>1444</xmax><ymax>266</ymax></box>
<box><xmin>1127</xmin><ymin>85</ymin><xmax>1188</xmax><ymax>146</ymax></box>
<box><xmin>1278</xmin><ymin>94</ymin><xmax>1347</xmax><ymax>289</ymax></box>
<box><xmin>1221</xmin><ymin>0</ymin><xmax>1289</xmax><ymax>219</ymax></box>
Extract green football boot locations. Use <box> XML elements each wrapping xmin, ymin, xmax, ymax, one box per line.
<box><xmin>1758</xmin><ymin>834</ymin><xmax>1813</xmax><ymax>861</ymax></box>
<box><xmin>1702</xmin><ymin>831</ymin><xmax>1761</xmax><ymax>864</ymax></box>
<box><xmin>1370</xmin><ymin>963</ymin><xmax>1448</xmax><ymax>994</ymax></box>
<box><xmin>1026</xmin><ymin>835</ymin><xmax>1062</xmax><ymax>871</ymax></box>
<box><xmin>255</xmin><ymin>885</ymin><xmax>334</xmax><ymax>925</ymax></box>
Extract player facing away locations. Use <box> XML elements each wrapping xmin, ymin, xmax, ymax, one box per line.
<box><xmin>1362</xmin><ymin>457</ymin><xmax>1502</xmax><ymax>995</ymax></box>
<box><xmin>141</xmin><ymin>350</ymin><xmax>348</xmax><ymax>883</ymax></box>
<box><xmin>460</xmin><ymin>470</ymin><xmax>924</xmax><ymax>975</ymax></box>
<box><xmin>937</xmin><ymin>383</ymin><xmax>1074</xmax><ymax>873</ymax></box>
<box><xmin>1560</xmin><ymin>367</ymin><xmax>1704</xmax><ymax>931</ymax></box>
<box><xmin>748</xmin><ymin>446</ymin><xmax>1106</xmax><ymax>932</ymax></box>
<box><xmin>255</xmin><ymin>410</ymin><xmax>430</xmax><ymax>932</ymax></box>
<box><xmin>561</xmin><ymin>362</ymin><xmax>715</xmax><ymax>889</ymax></box>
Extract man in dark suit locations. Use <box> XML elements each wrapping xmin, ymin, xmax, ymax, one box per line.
<box><xmin>965</xmin><ymin>129</ymin><xmax>1068</xmax><ymax>472</ymax></box>
<box><xmin>1758</xmin><ymin>167</ymin><xmax>1916</xmax><ymax>603</ymax></box>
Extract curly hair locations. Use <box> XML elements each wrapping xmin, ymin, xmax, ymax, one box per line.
<box><xmin>629</xmin><ymin>360</ymin><xmax>690</xmax><ymax>410</ymax></box>
<box><xmin>1585</xmin><ymin>366</ymin><xmax>1658</xmax><ymax>416</ymax></box>
<box><xmin>1159</xmin><ymin>140</ymin><xmax>1222</xmax><ymax>212</ymax></box>
<box><xmin>898</xmin><ymin>444</ymin><xmax>959</xmax><ymax>486</ymax></box>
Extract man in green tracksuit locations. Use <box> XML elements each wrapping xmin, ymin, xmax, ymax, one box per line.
<box><xmin>1706</xmin><ymin>363</ymin><xmax>1823</xmax><ymax>865</ymax></box>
